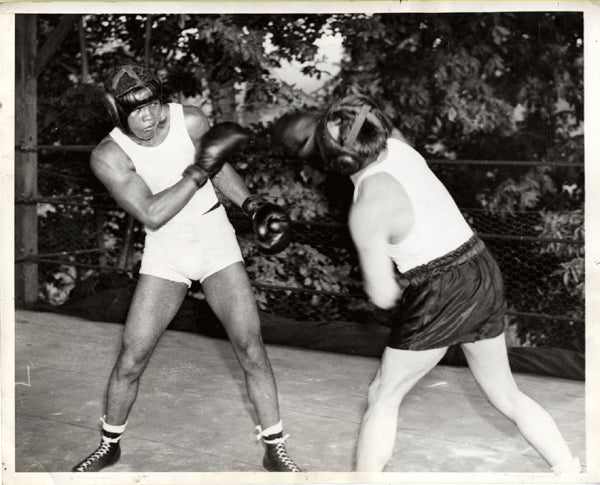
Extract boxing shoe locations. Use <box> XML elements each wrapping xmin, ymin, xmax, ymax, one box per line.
<box><xmin>71</xmin><ymin>439</ymin><xmax>121</xmax><ymax>472</ymax></box>
<box><xmin>261</xmin><ymin>432</ymin><xmax>304</xmax><ymax>472</ymax></box>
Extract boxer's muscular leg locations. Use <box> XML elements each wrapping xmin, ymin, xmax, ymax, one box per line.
<box><xmin>356</xmin><ymin>346</ymin><xmax>447</xmax><ymax>471</ymax></box>
<box><xmin>462</xmin><ymin>333</ymin><xmax>578</xmax><ymax>471</ymax></box>
<box><xmin>105</xmin><ymin>275</ymin><xmax>189</xmax><ymax>425</ymax></box>
<box><xmin>202</xmin><ymin>262</ymin><xmax>280</xmax><ymax>428</ymax></box>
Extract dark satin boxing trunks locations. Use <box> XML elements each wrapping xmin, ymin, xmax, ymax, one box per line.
<box><xmin>389</xmin><ymin>236</ymin><xmax>507</xmax><ymax>351</ymax></box>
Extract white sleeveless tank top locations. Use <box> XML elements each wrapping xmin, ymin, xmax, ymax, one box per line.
<box><xmin>353</xmin><ymin>138</ymin><xmax>473</xmax><ymax>272</ymax></box>
<box><xmin>109</xmin><ymin>103</ymin><xmax>219</xmax><ymax>235</ymax></box>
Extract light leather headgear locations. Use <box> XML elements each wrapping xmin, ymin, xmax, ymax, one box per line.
<box><xmin>316</xmin><ymin>94</ymin><xmax>392</xmax><ymax>175</ymax></box>
<box><xmin>104</xmin><ymin>64</ymin><xmax>162</xmax><ymax>133</ymax></box>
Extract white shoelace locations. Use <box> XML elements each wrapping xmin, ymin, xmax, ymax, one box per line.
<box><xmin>76</xmin><ymin>441</ymin><xmax>115</xmax><ymax>471</ymax></box>
<box><xmin>271</xmin><ymin>439</ymin><xmax>301</xmax><ymax>472</ymax></box>
<box><xmin>262</xmin><ymin>434</ymin><xmax>301</xmax><ymax>472</ymax></box>
<box><xmin>255</xmin><ymin>425</ymin><xmax>302</xmax><ymax>472</ymax></box>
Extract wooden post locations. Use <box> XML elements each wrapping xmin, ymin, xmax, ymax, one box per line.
<box><xmin>144</xmin><ymin>15</ymin><xmax>152</xmax><ymax>69</ymax></box>
<box><xmin>15</xmin><ymin>14</ymin><xmax>79</xmax><ymax>306</ymax></box>
<box><xmin>77</xmin><ymin>17</ymin><xmax>92</xmax><ymax>84</ymax></box>
<box><xmin>15</xmin><ymin>15</ymin><xmax>39</xmax><ymax>307</ymax></box>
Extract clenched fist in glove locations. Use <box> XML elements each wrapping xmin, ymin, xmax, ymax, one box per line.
<box><xmin>242</xmin><ymin>195</ymin><xmax>292</xmax><ymax>254</ymax></box>
<box><xmin>271</xmin><ymin>111</ymin><xmax>321</xmax><ymax>159</ymax></box>
<box><xmin>183</xmin><ymin>122</ymin><xmax>250</xmax><ymax>188</ymax></box>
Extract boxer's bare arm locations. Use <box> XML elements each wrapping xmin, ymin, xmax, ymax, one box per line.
<box><xmin>211</xmin><ymin>163</ymin><xmax>252</xmax><ymax>207</ymax></box>
<box><xmin>91</xmin><ymin>139</ymin><xmax>198</xmax><ymax>230</ymax></box>
<box><xmin>349</xmin><ymin>173</ymin><xmax>414</xmax><ymax>309</ymax></box>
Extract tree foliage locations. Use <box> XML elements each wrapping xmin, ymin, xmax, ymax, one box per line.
<box><xmin>329</xmin><ymin>13</ymin><xmax>582</xmax><ymax>160</ymax></box>
<box><xmin>37</xmin><ymin>12</ymin><xmax>583</xmax><ymax>170</ymax></box>
<box><xmin>37</xmin><ymin>13</ymin><xmax>330</xmax><ymax>135</ymax></box>
<box><xmin>324</xmin><ymin>13</ymin><xmax>584</xmax><ymax>337</ymax></box>
<box><xmin>32</xmin><ymin>12</ymin><xmax>584</xmax><ymax>345</ymax></box>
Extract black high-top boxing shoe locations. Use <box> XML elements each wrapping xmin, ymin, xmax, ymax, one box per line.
<box><xmin>71</xmin><ymin>439</ymin><xmax>121</xmax><ymax>472</ymax></box>
<box><xmin>262</xmin><ymin>432</ymin><xmax>304</xmax><ymax>472</ymax></box>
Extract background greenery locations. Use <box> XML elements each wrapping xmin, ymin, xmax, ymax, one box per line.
<box><xmin>34</xmin><ymin>12</ymin><xmax>584</xmax><ymax>348</ymax></box>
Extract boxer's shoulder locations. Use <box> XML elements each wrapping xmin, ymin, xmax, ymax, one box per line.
<box><xmin>351</xmin><ymin>173</ymin><xmax>414</xmax><ymax>243</ymax></box>
<box><xmin>91</xmin><ymin>136</ymin><xmax>134</xmax><ymax>174</ymax></box>
<box><xmin>182</xmin><ymin>105</ymin><xmax>210</xmax><ymax>144</ymax></box>
<box><xmin>358</xmin><ymin>171</ymin><xmax>406</xmax><ymax>202</ymax></box>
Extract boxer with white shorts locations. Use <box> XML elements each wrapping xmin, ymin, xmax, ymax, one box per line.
<box><xmin>141</xmin><ymin>204</ymin><xmax>242</xmax><ymax>286</ymax></box>
<box><xmin>71</xmin><ymin>64</ymin><xmax>301</xmax><ymax>473</ymax></box>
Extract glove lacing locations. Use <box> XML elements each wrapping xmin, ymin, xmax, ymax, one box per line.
<box><xmin>241</xmin><ymin>195</ymin><xmax>265</xmax><ymax>218</ymax></box>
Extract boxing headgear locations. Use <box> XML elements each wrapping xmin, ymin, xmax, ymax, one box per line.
<box><xmin>104</xmin><ymin>64</ymin><xmax>162</xmax><ymax>133</ymax></box>
<box><xmin>316</xmin><ymin>94</ymin><xmax>392</xmax><ymax>175</ymax></box>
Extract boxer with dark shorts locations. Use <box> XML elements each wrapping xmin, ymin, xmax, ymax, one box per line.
<box><xmin>391</xmin><ymin>236</ymin><xmax>506</xmax><ymax>350</ymax></box>
<box><xmin>274</xmin><ymin>94</ymin><xmax>580</xmax><ymax>474</ymax></box>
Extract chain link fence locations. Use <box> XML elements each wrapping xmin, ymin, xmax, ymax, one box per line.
<box><xmin>16</xmin><ymin>146</ymin><xmax>584</xmax><ymax>350</ymax></box>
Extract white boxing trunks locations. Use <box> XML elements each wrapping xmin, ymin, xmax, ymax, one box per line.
<box><xmin>139</xmin><ymin>205</ymin><xmax>244</xmax><ymax>286</ymax></box>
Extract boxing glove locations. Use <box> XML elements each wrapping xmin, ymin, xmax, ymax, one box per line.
<box><xmin>183</xmin><ymin>122</ymin><xmax>250</xmax><ymax>187</ymax></box>
<box><xmin>271</xmin><ymin>111</ymin><xmax>321</xmax><ymax>159</ymax></box>
<box><xmin>242</xmin><ymin>195</ymin><xmax>292</xmax><ymax>254</ymax></box>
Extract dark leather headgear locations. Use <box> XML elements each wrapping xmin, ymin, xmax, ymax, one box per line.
<box><xmin>104</xmin><ymin>64</ymin><xmax>162</xmax><ymax>132</ymax></box>
<box><xmin>316</xmin><ymin>94</ymin><xmax>392</xmax><ymax>175</ymax></box>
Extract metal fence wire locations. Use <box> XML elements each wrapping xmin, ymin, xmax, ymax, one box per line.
<box><xmin>18</xmin><ymin>146</ymin><xmax>584</xmax><ymax>351</ymax></box>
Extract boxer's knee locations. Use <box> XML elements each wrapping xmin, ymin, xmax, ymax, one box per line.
<box><xmin>367</xmin><ymin>379</ymin><xmax>406</xmax><ymax>412</ymax></box>
<box><xmin>114</xmin><ymin>346</ymin><xmax>151</xmax><ymax>382</ymax></box>
<box><xmin>487</xmin><ymin>385</ymin><xmax>521</xmax><ymax>421</ymax></box>
<box><xmin>231</xmin><ymin>333</ymin><xmax>269</xmax><ymax>373</ymax></box>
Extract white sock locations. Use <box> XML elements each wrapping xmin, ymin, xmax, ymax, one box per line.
<box><xmin>261</xmin><ymin>420</ymin><xmax>283</xmax><ymax>437</ymax></box>
<box><xmin>100</xmin><ymin>416</ymin><xmax>127</xmax><ymax>443</ymax></box>
<box><xmin>256</xmin><ymin>420</ymin><xmax>283</xmax><ymax>440</ymax></box>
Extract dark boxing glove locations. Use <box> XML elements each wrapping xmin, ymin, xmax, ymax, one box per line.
<box><xmin>242</xmin><ymin>195</ymin><xmax>292</xmax><ymax>254</ymax></box>
<box><xmin>183</xmin><ymin>122</ymin><xmax>250</xmax><ymax>188</ymax></box>
<box><xmin>271</xmin><ymin>111</ymin><xmax>321</xmax><ymax>159</ymax></box>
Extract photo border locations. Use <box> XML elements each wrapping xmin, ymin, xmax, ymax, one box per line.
<box><xmin>2</xmin><ymin>2</ymin><xmax>598</xmax><ymax>484</ymax></box>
